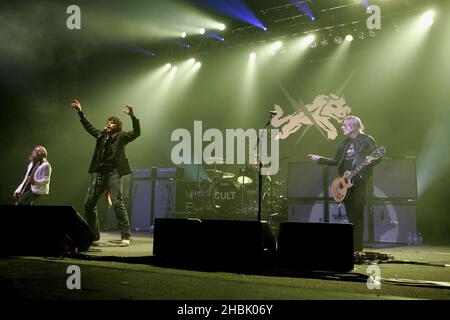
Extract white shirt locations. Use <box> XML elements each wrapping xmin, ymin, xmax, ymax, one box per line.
<box><xmin>15</xmin><ymin>161</ymin><xmax>52</xmax><ymax>195</ymax></box>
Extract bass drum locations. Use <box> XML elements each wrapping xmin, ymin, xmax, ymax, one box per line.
<box><xmin>211</xmin><ymin>180</ymin><xmax>248</xmax><ymax>213</ymax></box>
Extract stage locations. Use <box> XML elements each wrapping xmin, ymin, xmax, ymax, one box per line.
<box><xmin>2</xmin><ymin>0</ymin><xmax>450</xmax><ymax>311</ymax></box>
<box><xmin>1</xmin><ymin>231</ymin><xmax>449</xmax><ymax>300</ymax></box>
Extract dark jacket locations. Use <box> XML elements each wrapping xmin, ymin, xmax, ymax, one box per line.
<box><xmin>78</xmin><ymin>111</ymin><xmax>140</xmax><ymax>176</ymax></box>
<box><xmin>318</xmin><ymin>133</ymin><xmax>378</xmax><ymax>182</ymax></box>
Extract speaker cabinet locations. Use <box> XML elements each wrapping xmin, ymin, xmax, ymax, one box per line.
<box><xmin>287</xmin><ymin>162</ymin><xmax>324</xmax><ymax>198</ymax></box>
<box><xmin>153</xmin><ymin>168</ymin><xmax>185</xmax><ymax>225</ymax></box>
<box><xmin>373</xmin><ymin>158</ymin><xmax>417</xmax><ymax>198</ymax></box>
<box><xmin>153</xmin><ymin>218</ymin><xmax>276</xmax><ymax>266</ymax></box>
<box><xmin>0</xmin><ymin>205</ymin><xmax>95</xmax><ymax>256</ymax></box>
<box><xmin>277</xmin><ymin>222</ymin><xmax>354</xmax><ymax>272</ymax></box>
<box><xmin>129</xmin><ymin>168</ymin><xmax>153</xmax><ymax>231</ymax></box>
<box><xmin>371</xmin><ymin>203</ymin><xmax>417</xmax><ymax>243</ymax></box>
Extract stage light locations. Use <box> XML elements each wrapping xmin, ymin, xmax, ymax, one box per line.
<box><xmin>273</xmin><ymin>41</ymin><xmax>282</xmax><ymax>50</ymax></box>
<box><xmin>304</xmin><ymin>34</ymin><xmax>315</xmax><ymax>46</ymax></box>
<box><xmin>164</xmin><ymin>63</ymin><xmax>172</xmax><ymax>70</ymax></box>
<box><xmin>419</xmin><ymin>10</ymin><xmax>434</xmax><ymax>28</ymax></box>
<box><xmin>220</xmin><ymin>37</ymin><xmax>225</xmax><ymax>42</ymax></box>
<box><xmin>171</xmin><ymin>66</ymin><xmax>178</xmax><ymax>73</ymax></box>
<box><xmin>262</xmin><ymin>27</ymin><xmax>267</xmax><ymax>31</ymax></box>
<box><xmin>218</xmin><ymin>23</ymin><xmax>226</xmax><ymax>31</ymax></box>
<box><xmin>249</xmin><ymin>52</ymin><xmax>256</xmax><ymax>60</ymax></box>
<box><xmin>188</xmin><ymin>58</ymin><xmax>196</xmax><ymax>65</ymax></box>
<box><xmin>345</xmin><ymin>34</ymin><xmax>353</xmax><ymax>42</ymax></box>
<box><xmin>309</xmin><ymin>41</ymin><xmax>317</xmax><ymax>48</ymax></box>
<box><xmin>194</xmin><ymin>62</ymin><xmax>202</xmax><ymax>69</ymax></box>
<box><xmin>181</xmin><ymin>32</ymin><xmax>187</xmax><ymax>38</ymax></box>
<box><xmin>320</xmin><ymin>39</ymin><xmax>328</xmax><ymax>47</ymax></box>
<box><xmin>369</xmin><ymin>30</ymin><xmax>376</xmax><ymax>38</ymax></box>
<box><xmin>334</xmin><ymin>36</ymin><xmax>343</xmax><ymax>45</ymax></box>
<box><xmin>200</xmin><ymin>28</ymin><xmax>206</xmax><ymax>35</ymax></box>
<box><xmin>358</xmin><ymin>32</ymin><xmax>365</xmax><ymax>40</ymax></box>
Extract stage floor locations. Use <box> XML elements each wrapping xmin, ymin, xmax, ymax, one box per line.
<box><xmin>1</xmin><ymin>231</ymin><xmax>449</xmax><ymax>300</ymax></box>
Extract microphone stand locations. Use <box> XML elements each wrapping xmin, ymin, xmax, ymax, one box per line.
<box><xmin>256</xmin><ymin>113</ymin><xmax>275</xmax><ymax>222</ymax></box>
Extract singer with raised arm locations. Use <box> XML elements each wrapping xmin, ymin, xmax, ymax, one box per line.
<box><xmin>308</xmin><ymin>116</ymin><xmax>381</xmax><ymax>254</ymax></box>
<box><xmin>71</xmin><ymin>99</ymin><xmax>140</xmax><ymax>247</ymax></box>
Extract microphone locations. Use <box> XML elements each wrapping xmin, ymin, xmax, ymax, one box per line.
<box><xmin>102</xmin><ymin>127</ymin><xmax>109</xmax><ymax>140</ymax></box>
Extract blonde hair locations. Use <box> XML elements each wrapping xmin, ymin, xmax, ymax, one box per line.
<box><xmin>343</xmin><ymin>116</ymin><xmax>364</xmax><ymax>134</ymax></box>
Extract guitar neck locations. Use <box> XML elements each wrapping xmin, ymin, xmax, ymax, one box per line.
<box><xmin>346</xmin><ymin>146</ymin><xmax>384</xmax><ymax>180</ymax></box>
<box><xmin>349</xmin><ymin>160</ymin><xmax>369</xmax><ymax>179</ymax></box>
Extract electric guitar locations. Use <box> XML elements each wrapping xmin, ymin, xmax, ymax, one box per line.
<box><xmin>14</xmin><ymin>162</ymin><xmax>39</xmax><ymax>204</ymax></box>
<box><xmin>17</xmin><ymin>162</ymin><xmax>40</xmax><ymax>196</ymax></box>
<box><xmin>330</xmin><ymin>146</ymin><xmax>385</xmax><ymax>202</ymax></box>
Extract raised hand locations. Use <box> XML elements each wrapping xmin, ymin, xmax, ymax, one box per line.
<box><xmin>123</xmin><ymin>105</ymin><xmax>134</xmax><ymax>117</ymax></box>
<box><xmin>308</xmin><ymin>154</ymin><xmax>321</xmax><ymax>161</ymax></box>
<box><xmin>71</xmin><ymin>99</ymin><xmax>82</xmax><ymax>112</ymax></box>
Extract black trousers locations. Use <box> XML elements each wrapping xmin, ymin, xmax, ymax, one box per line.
<box><xmin>344</xmin><ymin>180</ymin><xmax>368</xmax><ymax>252</ymax></box>
<box><xmin>15</xmin><ymin>189</ymin><xmax>39</xmax><ymax>205</ymax></box>
<box><xmin>84</xmin><ymin>169</ymin><xmax>131</xmax><ymax>241</ymax></box>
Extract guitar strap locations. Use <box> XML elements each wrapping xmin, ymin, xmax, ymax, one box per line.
<box><xmin>351</xmin><ymin>137</ymin><xmax>358</xmax><ymax>169</ymax></box>
<box><xmin>20</xmin><ymin>161</ymin><xmax>40</xmax><ymax>194</ymax></box>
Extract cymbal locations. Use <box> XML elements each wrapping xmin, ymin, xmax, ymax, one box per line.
<box><xmin>222</xmin><ymin>172</ymin><xmax>235</xmax><ymax>179</ymax></box>
<box><xmin>205</xmin><ymin>169</ymin><xmax>224</xmax><ymax>175</ymax></box>
<box><xmin>204</xmin><ymin>157</ymin><xmax>226</xmax><ymax>164</ymax></box>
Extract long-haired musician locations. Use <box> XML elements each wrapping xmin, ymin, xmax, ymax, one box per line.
<box><xmin>13</xmin><ymin>146</ymin><xmax>52</xmax><ymax>205</ymax></box>
<box><xmin>308</xmin><ymin>116</ymin><xmax>380</xmax><ymax>253</ymax></box>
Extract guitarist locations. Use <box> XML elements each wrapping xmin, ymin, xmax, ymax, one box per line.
<box><xmin>13</xmin><ymin>146</ymin><xmax>52</xmax><ymax>205</ymax></box>
<box><xmin>308</xmin><ymin>116</ymin><xmax>380</xmax><ymax>253</ymax></box>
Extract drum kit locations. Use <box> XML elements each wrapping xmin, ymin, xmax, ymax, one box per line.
<box><xmin>187</xmin><ymin>157</ymin><xmax>286</xmax><ymax>218</ymax></box>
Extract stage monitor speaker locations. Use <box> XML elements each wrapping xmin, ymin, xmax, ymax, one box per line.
<box><xmin>277</xmin><ymin>222</ymin><xmax>354</xmax><ymax>272</ymax></box>
<box><xmin>288</xmin><ymin>202</ymin><xmax>373</xmax><ymax>242</ymax></box>
<box><xmin>153</xmin><ymin>218</ymin><xmax>276</xmax><ymax>266</ymax></box>
<box><xmin>153</xmin><ymin>218</ymin><xmax>202</xmax><ymax>258</ymax></box>
<box><xmin>0</xmin><ymin>205</ymin><xmax>95</xmax><ymax>256</ymax></box>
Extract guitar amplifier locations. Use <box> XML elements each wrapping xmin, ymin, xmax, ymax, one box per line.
<box><xmin>129</xmin><ymin>168</ymin><xmax>154</xmax><ymax>231</ymax></box>
<box><xmin>373</xmin><ymin>158</ymin><xmax>417</xmax><ymax>198</ymax></box>
<box><xmin>152</xmin><ymin>167</ymin><xmax>186</xmax><ymax>226</ymax></box>
<box><xmin>287</xmin><ymin>161</ymin><xmax>324</xmax><ymax>198</ymax></box>
<box><xmin>370</xmin><ymin>202</ymin><xmax>417</xmax><ymax>243</ymax></box>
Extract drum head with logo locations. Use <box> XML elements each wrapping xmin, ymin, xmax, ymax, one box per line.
<box><xmin>211</xmin><ymin>180</ymin><xmax>247</xmax><ymax>212</ymax></box>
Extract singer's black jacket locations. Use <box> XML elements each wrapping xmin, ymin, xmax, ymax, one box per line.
<box><xmin>78</xmin><ymin>111</ymin><xmax>140</xmax><ymax>176</ymax></box>
<box><xmin>318</xmin><ymin>133</ymin><xmax>379</xmax><ymax>183</ymax></box>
